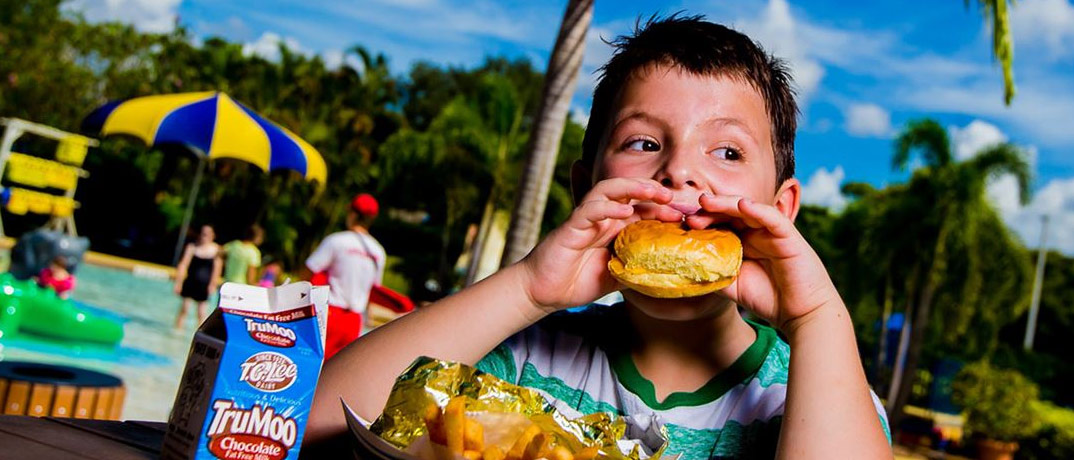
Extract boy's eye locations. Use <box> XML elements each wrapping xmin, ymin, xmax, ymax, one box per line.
<box><xmin>625</xmin><ymin>139</ymin><xmax>660</xmax><ymax>152</ymax></box>
<box><xmin>711</xmin><ymin>147</ymin><xmax>742</xmax><ymax>161</ymax></box>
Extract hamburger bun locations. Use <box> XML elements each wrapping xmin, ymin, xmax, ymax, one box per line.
<box><xmin>608</xmin><ymin>220</ymin><xmax>742</xmax><ymax>298</ymax></box>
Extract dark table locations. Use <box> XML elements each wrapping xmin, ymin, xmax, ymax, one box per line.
<box><xmin>0</xmin><ymin>415</ymin><xmax>165</xmax><ymax>459</ymax></box>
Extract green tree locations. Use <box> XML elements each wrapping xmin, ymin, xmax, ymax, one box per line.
<box><xmin>885</xmin><ymin>118</ymin><xmax>1033</xmax><ymax>431</ymax></box>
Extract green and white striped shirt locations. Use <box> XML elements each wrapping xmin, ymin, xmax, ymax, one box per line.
<box><xmin>476</xmin><ymin>303</ymin><xmax>890</xmax><ymax>459</ymax></box>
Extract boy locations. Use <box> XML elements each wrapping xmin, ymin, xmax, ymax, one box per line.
<box><xmin>307</xmin><ymin>16</ymin><xmax>891</xmax><ymax>458</ymax></box>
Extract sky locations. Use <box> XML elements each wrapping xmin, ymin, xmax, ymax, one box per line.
<box><xmin>65</xmin><ymin>0</ymin><xmax>1074</xmax><ymax>253</ymax></box>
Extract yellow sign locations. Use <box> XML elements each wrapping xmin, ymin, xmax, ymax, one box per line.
<box><xmin>55</xmin><ymin>135</ymin><xmax>90</xmax><ymax>166</ymax></box>
<box><xmin>5</xmin><ymin>187</ymin><xmax>78</xmax><ymax>217</ymax></box>
<box><xmin>6</xmin><ymin>152</ymin><xmax>81</xmax><ymax>190</ymax></box>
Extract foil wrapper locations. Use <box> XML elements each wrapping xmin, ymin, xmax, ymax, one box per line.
<box><xmin>369</xmin><ymin>356</ymin><xmax>668</xmax><ymax>459</ymax></box>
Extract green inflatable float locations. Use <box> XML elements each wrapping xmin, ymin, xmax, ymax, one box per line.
<box><xmin>0</xmin><ymin>273</ymin><xmax>123</xmax><ymax>345</ymax></box>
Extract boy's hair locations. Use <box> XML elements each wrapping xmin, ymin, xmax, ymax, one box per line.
<box><xmin>582</xmin><ymin>14</ymin><xmax>798</xmax><ymax>185</ymax></box>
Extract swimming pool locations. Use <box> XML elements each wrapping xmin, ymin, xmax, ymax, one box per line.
<box><xmin>0</xmin><ymin>263</ymin><xmax>200</xmax><ymax>421</ymax></box>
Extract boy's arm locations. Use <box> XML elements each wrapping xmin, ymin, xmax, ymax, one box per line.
<box><xmin>305</xmin><ymin>178</ymin><xmax>679</xmax><ymax>445</ymax></box>
<box><xmin>305</xmin><ymin>263</ymin><xmax>544</xmax><ymax>442</ymax></box>
<box><xmin>692</xmin><ymin>195</ymin><xmax>890</xmax><ymax>459</ymax></box>
<box><xmin>779</xmin><ymin>300</ymin><xmax>889</xmax><ymax>458</ymax></box>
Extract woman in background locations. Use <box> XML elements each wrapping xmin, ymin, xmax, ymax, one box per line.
<box><xmin>173</xmin><ymin>224</ymin><xmax>221</xmax><ymax>330</ymax></box>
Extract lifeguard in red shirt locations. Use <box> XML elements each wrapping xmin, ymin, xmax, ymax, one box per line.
<box><xmin>305</xmin><ymin>193</ymin><xmax>386</xmax><ymax>359</ymax></box>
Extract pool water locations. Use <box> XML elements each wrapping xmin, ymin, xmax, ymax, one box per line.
<box><xmin>0</xmin><ymin>263</ymin><xmax>205</xmax><ymax>421</ymax></box>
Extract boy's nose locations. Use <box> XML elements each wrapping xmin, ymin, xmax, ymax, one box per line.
<box><xmin>660</xmin><ymin>177</ymin><xmax>697</xmax><ymax>188</ymax></box>
<box><xmin>657</xmin><ymin>147</ymin><xmax>700</xmax><ymax>190</ymax></box>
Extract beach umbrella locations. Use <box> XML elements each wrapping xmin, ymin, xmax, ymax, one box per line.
<box><xmin>82</xmin><ymin>91</ymin><xmax>327</xmax><ymax>262</ymax></box>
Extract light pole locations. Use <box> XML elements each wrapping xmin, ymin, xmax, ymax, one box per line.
<box><xmin>1023</xmin><ymin>214</ymin><xmax>1049</xmax><ymax>350</ymax></box>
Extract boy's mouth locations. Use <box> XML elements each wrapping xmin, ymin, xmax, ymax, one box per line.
<box><xmin>668</xmin><ymin>202</ymin><xmax>701</xmax><ymax>216</ymax></box>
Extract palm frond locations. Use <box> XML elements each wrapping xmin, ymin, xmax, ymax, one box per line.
<box><xmin>841</xmin><ymin>181</ymin><xmax>877</xmax><ymax>199</ymax></box>
<box><xmin>969</xmin><ymin>0</ymin><xmax>1017</xmax><ymax>105</ymax></box>
<box><xmin>966</xmin><ymin>142</ymin><xmax>1032</xmax><ymax>205</ymax></box>
<box><xmin>893</xmin><ymin>119</ymin><xmax>952</xmax><ymax>171</ymax></box>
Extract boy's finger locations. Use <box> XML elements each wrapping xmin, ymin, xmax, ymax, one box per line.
<box><xmin>697</xmin><ymin>194</ymin><xmax>765</xmax><ymax>229</ymax></box>
<box><xmin>573</xmin><ymin>200</ymin><xmax>635</xmax><ymax>224</ymax></box>
<box><xmin>737</xmin><ymin>198</ymin><xmax>796</xmax><ymax>238</ymax></box>
<box><xmin>683</xmin><ymin>212</ymin><xmax>741</xmax><ymax>230</ymax></box>
<box><xmin>632</xmin><ymin>202</ymin><xmax>684</xmax><ymax>222</ymax></box>
<box><xmin>587</xmin><ymin>178</ymin><xmax>672</xmax><ymax>204</ymax></box>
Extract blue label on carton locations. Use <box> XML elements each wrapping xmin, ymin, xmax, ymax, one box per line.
<box><xmin>198</xmin><ymin>307</ymin><xmax>320</xmax><ymax>459</ymax></box>
<box><xmin>163</xmin><ymin>282</ymin><xmax>327</xmax><ymax>460</ymax></box>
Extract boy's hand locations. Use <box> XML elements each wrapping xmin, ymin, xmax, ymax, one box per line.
<box><xmin>520</xmin><ymin>178</ymin><xmax>681</xmax><ymax>313</ymax></box>
<box><xmin>686</xmin><ymin>194</ymin><xmax>838</xmax><ymax>332</ymax></box>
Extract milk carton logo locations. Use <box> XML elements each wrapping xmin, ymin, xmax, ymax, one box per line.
<box><xmin>244</xmin><ymin>318</ymin><xmax>297</xmax><ymax>348</ymax></box>
<box><xmin>206</xmin><ymin>400</ymin><xmax>297</xmax><ymax>460</ymax></box>
<box><xmin>239</xmin><ymin>352</ymin><xmax>298</xmax><ymax>392</ymax></box>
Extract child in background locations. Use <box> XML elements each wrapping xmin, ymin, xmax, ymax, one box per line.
<box><xmin>221</xmin><ymin>225</ymin><xmax>264</xmax><ymax>285</ymax></box>
<box><xmin>258</xmin><ymin>259</ymin><xmax>282</xmax><ymax>288</ymax></box>
<box><xmin>37</xmin><ymin>256</ymin><xmax>76</xmax><ymax>299</ymax></box>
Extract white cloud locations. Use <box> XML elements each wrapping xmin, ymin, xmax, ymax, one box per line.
<box><xmin>322</xmin><ymin>1</ymin><xmax>543</xmax><ymax>46</ymax></box>
<box><xmin>801</xmin><ymin>166</ymin><xmax>848</xmax><ymax>211</ymax></box>
<box><xmin>734</xmin><ymin>0</ymin><xmax>825</xmax><ymax>100</ymax></box>
<box><xmin>1010</xmin><ymin>0</ymin><xmax>1074</xmax><ymax>59</ymax></box>
<box><xmin>720</xmin><ymin>1</ymin><xmax>1074</xmax><ymax>150</ymax></box>
<box><xmin>946</xmin><ymin>120</ymin><xmax>1065</xmax><ymax>253</ymax></box>
<box><xmin>321</xmin><ymin>49</ymin><xmax>364</xmax><ymax>71</ymax></box>
<box><xmin>993</xmin><ymin>177</ymin><xmax>1074</xmax><ymax>254</ymax></box>
<box><xmin>242</xmin><ymin>32</ymin><xmax>308</xmax><ymax>62</ymax></box>
<box><xmin>898</xmin><ymin>74</ymin><xmax>1074</xmax><ymax>148</ymax></box>
<box><xmin>570</xmin><ymin>106</ymin><xmax>590</xmax><ymax>127</ymax></box>
<box><xmin>844</xmin><ymin>103</ymin><xmax>893</xmax><ymax>137</ymax></box>
<box><xmin>950</xmin><ymin>119</ymin><xmax>1008</xmax><ymax>160</ymax></box>
<box><xmin>63</xmin><ymin>0</ymin><xmax>180</xmax><ymax>33</ymax></box>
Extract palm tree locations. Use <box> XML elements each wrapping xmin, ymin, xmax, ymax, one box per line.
<box><xmin>885</xmin><ymin>118</ymin><xmax>1032</xmax><ymax>431</ymax></box>
<box><xmin>971</xmin><ymin>0</ymin><xmax>1016</xmax><ymax>105</ymax></box>
<box><xmin>459</xmin><ymin>74</ymin><xmax>529</xmax><ymax>283</ymax></box>
<box><xmin>501</xmin><ymin>0</ymin><xmax>594</xmax><ymax>266</ymax></box>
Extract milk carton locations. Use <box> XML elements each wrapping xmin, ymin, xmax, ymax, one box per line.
<box><xmin>162</xmin><ymin>282</ymin><xmax>328</xmax><ymax>460</ymax></box>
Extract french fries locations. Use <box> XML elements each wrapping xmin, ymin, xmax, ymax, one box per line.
<box><xmin>522</xmin><ymin>433</ymin><xmax>552</xmax><ymax>460</ymax></box>
<box><xmin>422</xmin><ymin>397</ymin><xmax>601</xmax><ymax>460</ymax></box>
<box><xmin>507</xmin><ymin>425</ymin><xmax>542</xmax><ymax>460</ymax></box>
<box><xmin>465</xmin><ymin>418</ymin><xmax>485</xmax><ymax>452</ymax></box>
<box><xmin>445</xmin><ymin>397</ymin><xmax>467</xmax><ymax>453</ymax></box>
<box><xmin>483</xmin><ymin>446</ymin><xmax>506</xmax><ymax>460</ymax></box>
<box><xmin>423</xmin><ymin>403</ymin><xmax>447</xmax><ymax>444</ymax></box>
<box><xmin>574</xmin><ymin>447</ymin><xmax>600</xmax><ymax>460</ymax></box>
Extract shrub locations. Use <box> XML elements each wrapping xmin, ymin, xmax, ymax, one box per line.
<box><xmin>951</xmin><ymin>361</ymin><xmax>1041</xmax><ymax>441</ymax></box>
<box><xmin>1017</xmin><ymin>401</ymin><xmax>1074</xmax><ymax>460</ymax></box>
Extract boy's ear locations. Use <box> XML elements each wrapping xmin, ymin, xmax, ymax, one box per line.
<box><xmin>570</xmin><ymin>160</ymin><xmax>594</xmax><ymax>205</ymax></box>
<box><xmin>774</xmin><ymin>177</ymin><xmax>801</xmax><ymax>222</ymax></box>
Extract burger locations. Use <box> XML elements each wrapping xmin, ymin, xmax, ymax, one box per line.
<box><xmin>608</xmin><ymin>220</ymin><xmax>742</xmax><ymax>298</ymax></box>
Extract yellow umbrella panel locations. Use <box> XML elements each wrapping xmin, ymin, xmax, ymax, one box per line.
<box><xmin>83</xmin><ymin>92</ymin><xmax>327</xmax><ymax>262</ymax></box>
<box><xmin>84</xmin><ymin>91</ymin><xmax>325</xmax><ymax>183</ymax></box>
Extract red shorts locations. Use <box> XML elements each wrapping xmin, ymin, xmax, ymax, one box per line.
<box><xmin>325</xmin><ymin>306</ymin><xmax>363</xmax><ymax>360</ymax></box>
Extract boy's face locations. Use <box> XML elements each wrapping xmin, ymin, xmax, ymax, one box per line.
<box><xmin>582</xmin><ymin>64</ymin><xmax>801</xmax><ymax>319</ymax></box>
<box><xmin>592</xmin><ymin>64</ymin><xmax>797</xmax><ymax>213</ymax></box>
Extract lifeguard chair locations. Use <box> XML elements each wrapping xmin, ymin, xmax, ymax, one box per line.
<box><xmin>0</xmin><ymin>117</ymin><xmax>96</xmax><ymax>237</ymax></box>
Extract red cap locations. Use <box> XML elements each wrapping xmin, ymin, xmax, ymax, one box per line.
<box><xmin>351</xmin><ymin>193</ymin><xmax>379</xmax><ymax>217</ymax></box>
